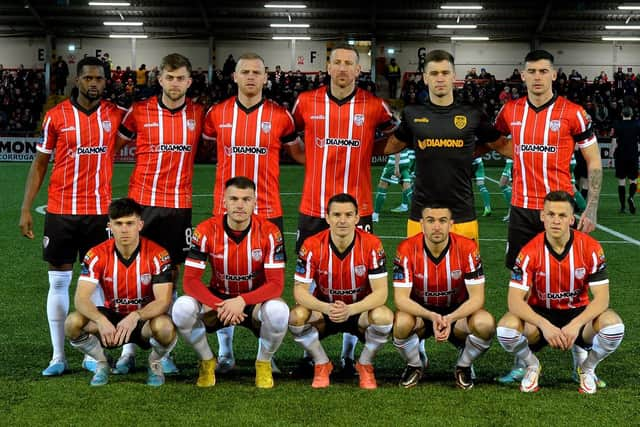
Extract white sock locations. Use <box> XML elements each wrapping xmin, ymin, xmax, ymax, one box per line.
<box><xmin>496</xmin><ymin>326</ymin><xmax>538</xmax><ymax>367</ymax></box>
<box><xmin>582</xmin><ymin>324</ymin><xmax>625</xmax><ymax>373</ymax></box>
<box><xmin>289</xmin><ymin>324</ymin><xmax>329</xmax><ymax>364</ymax></box>
<box><xmin>457</xmin><ymin>334</ymin><xmax>492</xmax><ymax>367</ymax></box>
<box><xmin>121</xmin><ymin>343</ymin><xmax>137</xmax><ymax>358</ymax></box>
<box><xmin>358</xmin><ymin>323</ymin><xmax>392</xmax><ymax>365</ymax></box>
<box><xmin>172</xmin><ymin>296</ymin><xmax>214</xmax><ymax>360</ymax></box>
<box><xmin>393</xmin><ymin>334</ymin><xmax>422</xmax><ymax>367</ymax></box>
<box><xmin>216</xmin><ymin>326</ymin><xmax>235</xmax><ymax>359</ymax></box>
<box><xmin>47</xmin><ymin>270</ymin><xmax>73</xmax><ymax>361</ymax></box>
<box><xmin>571</xmin><ymin>344</ymin><xmax>588</xmax><ymax>371</ymax></box>
<box><xmin>149</xmin><ymin>336</ymin><xmax>178</xmax><ymax>362</ymax></box>
<box><xmin>70</xmin><ymin>333</ymin><xmax>107</xmax><ymax>362</ymax></box>
<box><xmin>340</xmin><ymin>333</ymin><xmax>358</xmax><ymax>360</ymax></box>
<box><xmin>256</xmin><ymin>300</ymin><xmax>289</xmax><ymax>361</ymax></box>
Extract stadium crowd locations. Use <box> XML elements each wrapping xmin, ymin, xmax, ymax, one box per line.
<box><xmin>0</xmin><ymin>64</ymin><xmax>46</xmax><ymax>132</ymax></box>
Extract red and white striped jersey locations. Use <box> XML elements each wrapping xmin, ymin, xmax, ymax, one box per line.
<box><xmin>495</xmin><ymin>95</ymin><xmax>597</xmax><ymax>210</ymax></box>
<box><xmin>79</xmin><ymin>237</ymin><xmax>173</xmax><ymax>315</ymax></box>
<box><xmin>203</xmin><ymin>97</ymin><xmax>296</xmax><ymax>218</ymax></box>
<box><xmin>292</xmin><ymin>87</ymin><xmax>394</xmax><ymax>217</ymax></box>
<box><xmin>38</xmin><ymin>98</ymin><xmax>125</xmax><ymax>215</ymax></box>
<box><xmin>295</xmin><ymin>228</ymin><xmax>387</xmax><ymax>304</ymax></box>
<box><xmin>119</xmin><ymin>96</ymin><xmax>204</xmax><ymax>208</ymax></box>
<box><xmin>185</xmin><ymin>214</ymin><xmax>285</xmax><ymax>298</ymax></box>
<box><xmin>509</xmin><ymin>230</ymin><xmax>608</xmax><ymax>310</ymax></box>
<box><xmin>393</xmin><ymin>232</ymin><xmax>484</xmax><ymax>307</ymax></box>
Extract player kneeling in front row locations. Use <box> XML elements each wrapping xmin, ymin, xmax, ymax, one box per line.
<box><xmin>172</xmin><ymin>177</ymin><xmax>288</xmax><ymax>388</ymax></box>
<box><xmin>497</xmin><ymin>191</ymin><xmax>624</xmax><ymax>394</ymax></box>
<box><xmin>392</xmin><ymin>205</ymin><xmax>494</xmax><ymax>389</ymax></box>
<box><xmin>64</xmin><ymin>198</ymin><xmax>177</xmax><ymax>386</ymax></box>
<box><xmin>289</xmin><ymin>193</ymin><xmax>393</xmax><ymax>389</ymax></box>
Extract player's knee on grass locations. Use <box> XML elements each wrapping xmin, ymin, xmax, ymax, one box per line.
<box><xmin>64</xmin><ymin>311</ymin><xmax>88</xmax><ymax>339</ymax></box>
<box><xmin>468</xmin><ymin>309</ymin><xmax>496</xmax><ymax>340</ymax></box>
<box><xmin>149</xmin><ymin>314</ymin><xmax>177</xmax><ymax>346</ymax></box>
<box><xmin>288</xmin><ymin>305</ymin><xmax>311</xmax><ymax>327</ymax></box>
<box><xmin>393</xmin><ymin>311</ymin><xmax>417</xmax><ymax>339</ymax></box>
<box><xmin>172</xmin><ymin>295</ymin><xmax>200</xmax><ymax>329</ymax></box>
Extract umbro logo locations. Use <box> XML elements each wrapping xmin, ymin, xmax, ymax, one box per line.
<box><xmin>143</xmin><ymin>122</ymin><xmax>159</xmax><ymax>128</ymax></box>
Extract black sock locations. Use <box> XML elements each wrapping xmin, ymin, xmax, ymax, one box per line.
<box><xmin>618</xmin><ymin>185</ymin><xmax>626</xmax><ymax>209</ymax></box>
<box><xmin>580</xmin><ymin>188</ymin><xmax>588</xmax><ymax>200</ymax></box>
<box><xmin>630</xmin><ymin>183</ymin><xmax>637</xmax><ymax>199</ymax></box>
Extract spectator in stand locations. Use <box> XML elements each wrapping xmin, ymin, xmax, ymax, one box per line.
<box><xmin>507</xmin><ymin>68</ymin><xmax>522</xmax><ymax>83</ymax></box>
<box><xmin>135</xmin><ymin>64</ymin><xmax>148</xmax><ymax>89</ymax></box>
<box><xmin>54</xmin><ymin>56</ymin><xmax>69</xmax><ymax>95</ymax></box>
<box><xmin>222</xmin><ymin>54</ymin><xmax>236</xmax><ymax>78</ymax></box>
<box><xmin>465</xmin><ymin>67</ymin><xmax>479</xmax><ymax>79</ymax></box>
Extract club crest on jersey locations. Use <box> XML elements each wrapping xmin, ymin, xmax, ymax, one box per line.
<box><xmin>574</xmin><ymin>267</ymin><xmax>586</xmax><ymax>280</ymax></box>
<box><xmin>102</xmin><ymin>120</ymin><xmax>112</xmax><ymax>132</ymax></box>
<box><xmin>549</xmin><ymin>120</ymin><xmax>561</xmax><ymax>132</ymax></box>
<box><xmin>454</xmin><ymin>115</ymin><xmax>467</xmax><ymax>130</ymax></box>
<box><xmin>261</xmin><ymin>121</ymin><xmax>271</xmax><ymax>133</ymax></box>
<box><xmin>141</xmin><ymin>273</ymin><xmax>152</xmax><ymax>285</ymax></box>
<box><xmin>355</xmin><ymin>265</ymin><xmax>367</xmax><ymax>277</ymax></box>
<box><xmin>354</xmin><ymin>114</ymin><xmax>365</xmax><ymax>126</ymax></box>
<box><xmin>187</xmin><ymin>119</ymin><xmax>196</xmax><ymax>131</ymax></box>
<box><xmin>451</xmin><ymin>269</ymin><xmax>462</xmax><ymax>280</ymax></box>
<box><xmin>252</xmin><ymin>249</ymin><xmax>263</xmax><ymax>261</ymax></box>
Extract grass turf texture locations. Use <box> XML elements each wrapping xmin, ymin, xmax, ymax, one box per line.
<box><xmin>1</xmin><ymin>163</ymin><xmax>639</xmax><ymax>426</ymax></box>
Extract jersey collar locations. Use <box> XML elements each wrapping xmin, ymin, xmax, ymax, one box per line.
<box><xmin>329</xmin><ymin>233</ymin><xmax>356</xmax><ymax>260</ymax></box>
<box><xmin>235</xmin><ymin>96</ymin><xmax>265</xmax><ymax>114</ymax></box>
<box><xmin>157</xmin><ymin>94</ymin><xmax>186</xmax><ymax>114</ymax></box>
<box><xmin>423</xmin><ymin>234</ymin><xmax>451</xmax><ymax>265</ymax></box>
<box><xmin>70</xmin><ymin>96</ymin><xmax>101</xmax><ymax>116</ymax></box>
<box><xmin>326</xmin><ymin>86</ymin><xmax>357</xmax><ymax>106</ymax></box>
<box><xmin>526</xmin><ymin>93</ymin><xmax>558</xmax><ymax>113</ymax></box>
<box><xmin>544</xmin><ymin>229</ymin><xmax>575</xmax><ymax>261</ymax></box>
<box><xmin>115</xmin><ymin>241</ymin><xmax>141</xmax><ymax>268</ymax></box>
<box><xmin>223</xmin><ymin>214</ymin><xmax>252</xmax><ymax>244</ymax></box>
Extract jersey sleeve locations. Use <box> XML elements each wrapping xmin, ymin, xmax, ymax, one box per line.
<box><xmin>291</xmin><ymin>96</ymin><xmax>305</xmax><ymax>133</ymax></box>
<box><xmin>462</xmin><ymin>240</ymin><xmax>485</xmax><ymax>286</ymax></box>
<box><xmin>392</xmin><ymin>241</ymin><xmax>413</xmax><ymax>288</ymax></box>
<box><xmin>280</xmin><ymin>109</ymin><xmax>298</xmax><ymax>144</ymax></box>
<box><xmin>264</xmin><ymin>224</ymin><xmax>286</xmax><ymax>270</ymax></box>
<box><xmin>294</xmin><ymin>242</ymin><xmax>315</xmax><ymax>284</ymax></box>
<box><xmin>586</xmin><ymin>240</ymin><xmax>609</xmax><ymax>287</ymax></box>
<box><xmin>202</xmin><ymin>105</ymin><xmax>217</xmax><ymax>141</ymax></box>
<box><xmin>493</xmin><ymin>104</ymin><xmax>511</xmax><ymax>136</ymax></box>
<box><xmin>38</xmin><ymin>111</ymin><xmax>57</xmax><ymax>154</ymax></box>
<box><xmin>151</xmin><ymin>247</ymin><xmax>173</xmax><ymax>284</ymax></box>
<box><xmin>367</xmin><ymin>237</ymin><xmax>387</xmax><ymax>279</ymax></box>
<box><xmin>571</xmin><ymin>106</ymin><xmax>597</xmax><ymax>148</ymax></box>
<box><xmin>184</xmin><ymin>224</ymin><xmax>209</xmax><ymax>271</ymax></box>
<box><xmin>509</xmin><ymin>249</ymin><xmax>534</xmax><ymax>292</ymax></box>
<box><xmin>118</xmin><ymin>105</ymin><xmax>136</xmax><ymax>140</ymax></box>
<box><xmin>475</xmin><ymin>110</ymin><xmax>502</xmax><ymax>144</ymax></box>
<box><xmin>183</xmin><ymin>223</ymin><xmax>223</xmax><ymax>308</ymax></box>
<box><xmin>79</xmin><ymin>248</ymin><xmax>104</xmax><ymax>285</ymax></box>
<box><xmin>376</xmin><ymin>99</ymin><xmax>395</xmax><ymax>132</ymax></box>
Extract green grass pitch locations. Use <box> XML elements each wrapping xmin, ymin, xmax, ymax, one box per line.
<box><xmin>1</xmin><ymin>162</ymin><xmax>638</xmax><ymax>426</ymax></box>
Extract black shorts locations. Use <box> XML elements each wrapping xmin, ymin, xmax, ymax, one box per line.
<box><xmin>295</xmin><ymin>213</ymin><xmax>374</xmax><ymax>254</ymax></box>
<box><xmin>140</xmin><ymin>205</ymin><xmax>192</xmax><ymax>264</ymax></box>
<box><xmin>43</xmin><ymin>213</ymin><xmax>109</xmax><ymax>266</ymax></box>
<box><xmin>506</xmin><ymin>206</ymin><xmax>544</xmax><ymax>270</ymax></box>
<box><xmin>417</xmin><ymin>304</ymin><xmax>465</xmax><ymax>348</ymax></box>
<box><xmin>574</xmin><ymin>149</ymin><xmax>588</xmax><ymax>180</ymax></box>
<box><xmin>530</xmin><ymin>306</ymin><xmax>589</xmax><ymax>350</ymax></box>
<box><xmin>97</xmin><ymin>306</ymin><xmax>150</xmax><ymax>349</ymax></box>
<box><xmin>320</xmin><ymin>313</ymin><xmax>364</xmax><ymax>341</ymax></box>
<box><xmin>614</xmin><ymin>155</ymin><xmax>639</xmax><ymax>180</ymax></box>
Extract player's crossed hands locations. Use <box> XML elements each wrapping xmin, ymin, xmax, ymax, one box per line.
<box><xmin>433</xmin><ymin>314</ymin><xmax>451</xmax><ymax>342</ymax></box>
<box><xmin>540</xmin><ymin>320</ymin><xmax>576</xmax><ymax>350</ymax></box>
<box><xmin>216</xmin><ymin>297</ymin><xmax>247</xmax><ymax>326</ymax></box>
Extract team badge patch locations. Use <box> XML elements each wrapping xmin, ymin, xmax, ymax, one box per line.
<box><xmin>102</xmin><ymin>120</ymin><xmax>112</xmax><ymax>132</ymax></box>
<box><xmin>187</xmin><ymin>119</ymin><xmax>196</xmax><ymax>131</ymax></box>
<box><xmin>252</xmin><ymin>249</ymin><xmax>263</xmax><ymax>261</ymax></box>
<box><xmin>261</xmin><ymin>121</ymin><xmax>271</xmax><ymax>133</ymax></box>
<box><xmin>354</xmin><ymin>114</ymin><xmax>365</xmax><ymax>126</ymax></box>
<box><xmin>141</xmin><ymin>273</ymin><xmax>152</xmax><ymax>285</ymax></box>
<box><xmin>451</xmin><ymin>269</ymin><xmax>462</xmax><ymax>280</ymax></box>
<box><xmin>549</xmin><ymin>120</ymin><xmax>561</xmax><ymax>132</ymax></box>
<box><xmin>575</xmin><ymin>267</ymin><xmax>586</xmax><ymax>280</ymax></box>
<box><xmin>454</xmin><ymin>115</ymin><xmax>467</xmax><ymax>129</ymax></box>
<box><xmin>355</xmin><ymin>265</ymin><xmax>366</xmax><ymax>277</ymax></box>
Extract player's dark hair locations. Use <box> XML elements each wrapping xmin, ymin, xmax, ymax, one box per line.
<box><xmin>236</xmin><ymin>52</ymin><xmax>266</xmax><ymax>71</ymax></box>
<box><xmin>330</xmin><ymin>45</ymin><xmax>360</xmax><ymax>63</ymax></box>
<box><xmin>160</xmin><ymin>53</ymin><xmax>192</xmax><ymax>74</ymax></box>
<box><xmin>622</xmin><ymin>106</ymin><xmax>633</xmax><ymax>118</ymax></box>
<box><xmin>327</xmin><ymin>193</ymin><xmax>358</xmax><ymax>214</ymax></box>
<box><xmin>108</xmin><ymin>198</ymin><xmax>142</xmax><ymax>220</ymax></box>
<box><xmin>420</xmin><ymin>204</ymin><xmax>453</xmax><ymax>217</ymax></box>
<box><xmin>544</xmin><ymin>191</ymin><xmax>575</xmax><ymax>212</ymax></box>
<box><xmin>525</xmin><ymin>50</ymin><xmax>554</xmax><ymax>64</ymax></box>
<box><xmin>425</xmin><ymin>50</ymin><xmax>455</xmax><ymax>66</ymax></box>
<box><xmin>225</xmin><ymin>176</ymin><xmax>256</xmax><ymax>191</ymax></box>
<box><xmin>76</xmin><ymin>56</ymin><xmax>105</xmax><ymax>76</ymax></box>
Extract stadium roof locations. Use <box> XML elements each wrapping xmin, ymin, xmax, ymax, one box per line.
<box><xmin>2</xmin><ymin>1</ymin><xmax>639</xmax><ymax>43</ymax></box>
